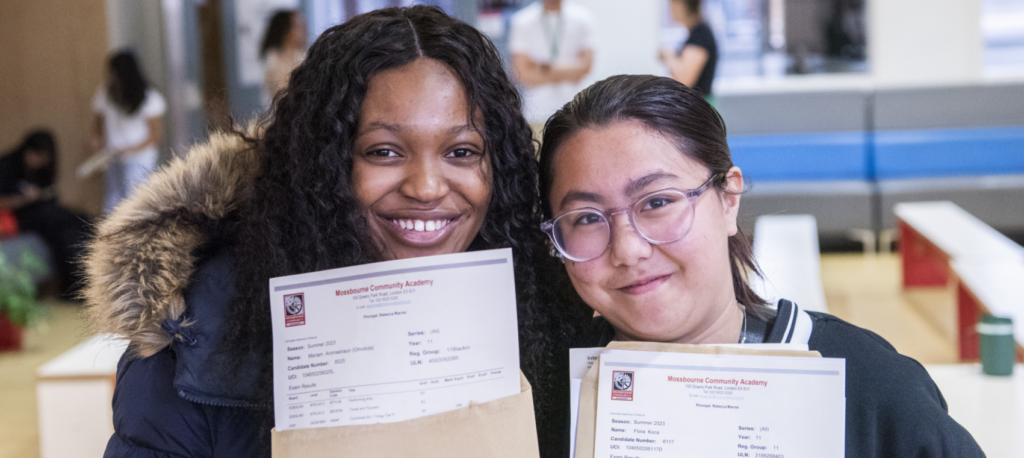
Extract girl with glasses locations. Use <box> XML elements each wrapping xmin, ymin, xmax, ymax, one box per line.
<box><xmin>538</xmin><ymin>74</ymin><xmax>983</xmax><ymax>457</ymax></box>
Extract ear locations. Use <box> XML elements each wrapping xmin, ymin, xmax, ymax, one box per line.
<box><xmin>720</xmin><ymin>166</ymin><xmax>743</xmax><ymax>237</ymax></box>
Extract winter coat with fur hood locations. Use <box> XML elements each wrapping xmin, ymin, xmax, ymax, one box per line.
<box><xmin>84</xmin><ymin>131</ymin><xmax>273</xmax><ymax>457</ymax></box>
<box><xmin>84</xmin><ymin>128</ymin><xmax>591</xmax><ymax>458</ymax></box>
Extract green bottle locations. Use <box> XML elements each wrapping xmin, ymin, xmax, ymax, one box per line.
<box><xmin>977</xmin><ymin>314</ymin><xmax>1015</xmax><ymax>376</ymax></box>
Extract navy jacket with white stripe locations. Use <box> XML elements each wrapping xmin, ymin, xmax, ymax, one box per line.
<box><xmin>596</xmin><ymin>300</ymin><xmax>986</xmax><ymax>457</ymax></box>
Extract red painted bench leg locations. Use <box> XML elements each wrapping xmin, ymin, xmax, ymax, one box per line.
<box><xmin>957</xmin><ymin>282</ymin><xmax>980</xmax><ymax>361</ymax></box>
<box><xmin>899</xmin><ymin>221</ymin><xmax>949</xmax><ymax>287</ymax></box>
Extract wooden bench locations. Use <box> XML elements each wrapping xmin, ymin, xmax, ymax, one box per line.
<box><xmin>925</xmin><ymin>364</ymin><xmax>1024</xmax><ymax>457</ymax></box>
<box><xmin>950</xmin><ymin>260</ymin><xmax>1024</xmax><ymax>362</ymax></box>
<box><xmin>895</xmin><ymin>201</ymin><xmax>1024</xmax><ymax>287</ymax></box>
<box><xmin>896</xmin><ymin>201</ymin><xmax>1024</xmax><ymax>360</ymax></box>
<box><xmin>750</xmin><ymin>215</ymin><xmax>829</xmax><ymax>313</ymax></box>
<box><xmin>36</xmin><ymin>334</ymin><xmax>127</xmax><ymax>458</ymax></box>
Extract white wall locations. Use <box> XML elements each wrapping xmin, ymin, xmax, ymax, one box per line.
<box><xmin>869</xmin><ymin>0</ymin><xmax>985</xmax><ymax>84</ymax></box>
<box><xmin>575</xmin><ymin>0</ymin><xmax>664</xmax><ymax>86</ymax></box>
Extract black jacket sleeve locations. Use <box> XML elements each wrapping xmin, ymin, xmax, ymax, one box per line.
<box><xmin>807</xmin><ymin>312</ymin><xmax>985</xmax><ymax>457</ymax></box>
<box><xmin>105</xmin><ymin>349</ymin><xmax>216</xmax><ymax>458</ymax></box>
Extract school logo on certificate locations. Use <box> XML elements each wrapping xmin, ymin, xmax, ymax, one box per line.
<box><xmin>284</xmin><ymin>293</ymin><xmax>306</xmax><ymax>327</ymax></box>
<box><xmin>611</xmin><ymin>371</ymin><xmax>634</xmax><ymax>401</ymax></box>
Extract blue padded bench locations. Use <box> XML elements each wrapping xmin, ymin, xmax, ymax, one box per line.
<box><xmin>712</xmin><ymin>81</ymin><xmax>1024</xmax><ymax>240</ymax></box>
<box><xmin>716</xmin><ymin>90</ymin><xmax>874</xmax><ymax>240</ymax></box>
<box><xmin>729</xmin><ymin>131</ymin><xmax>870</xmax><ymax>182</ymax></box>
<box><xmin>875</xmin><ymin>82</ymin><xmax>1024</xmax><ymax>232</ymax></box>
<box><xmin>875</xmin><ymin>126</ymin><xmax>1024</xmax><ymax>180</ymax></box>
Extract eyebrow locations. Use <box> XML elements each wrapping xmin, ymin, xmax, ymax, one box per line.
<box><xmin>624</xmin><ymin>171</ymin><xmax>678</xmax><ymax>196</ymax></box>
<box><xmin>357</xmin><ymin>121</ymin><xmax>402</xmax><ymax>137</ymax></box>
<box><xmin>558</xmin><ymin>171</ymin><xmax>679</xmax><ymax>210</ymax></box>
<box><xmin>559</xmin><ymin>190</ymin><xmax>605</xmax><ymax>209</ymax></box>
<box><xmin>356</xmin><ymin>122</ymin><xmax>477</xmax><ymax>138</ymax></box>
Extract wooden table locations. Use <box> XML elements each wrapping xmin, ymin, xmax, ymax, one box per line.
<box><xmin>895</xmin><ymin>201</ymin><xmax>1024</xmax><ymax>360</ymax></box>
<box><xmin>895</xmin><ymin>201</ymin><xmax>1024</xmax><ymax>287</ymax></box>
<box><xmin>951</xmin><ymin>261</ymin><xmax>1024</xmax><ymax>361</ymax></box>
<box><xmin>926</xmin><ymin>364</ymin><xmax>1024</xmax><ymax>457</ymax></box>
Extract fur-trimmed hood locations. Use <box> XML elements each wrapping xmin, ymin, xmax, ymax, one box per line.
<box><xmin>84</xmin><ymin>129</ymin><xmax>260</xmax><ymax>357</ymax></box>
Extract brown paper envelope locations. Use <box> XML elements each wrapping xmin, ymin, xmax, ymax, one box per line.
<box><xmin>573</xmin><ymin>342</ymin><xmax>821</xmax><ymax>458</ymax></box>
<box><xmin>273</xmin><ymin>371</ymin><xmax>539</xmax><ymax>458</ymax></box>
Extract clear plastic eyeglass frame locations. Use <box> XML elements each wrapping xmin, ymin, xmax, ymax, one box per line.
<box><xmin>540</xmin><ymin>174</ymin><xmax>720</xmax><ymax>262</ymax></box>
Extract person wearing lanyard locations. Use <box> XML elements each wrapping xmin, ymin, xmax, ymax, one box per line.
<box><xmin>509</xmin><ymin>0</ymin><xmax>595</xmax><ymax>127</ymax></box>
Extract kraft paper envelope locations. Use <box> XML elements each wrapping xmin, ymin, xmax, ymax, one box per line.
<box><xmin>573</xmin><ymin>342</ymin><xmax>821</xmax><ymax>458</ymax></box>
<box><xmin>272</xmin><ymin>371</ymin><xmax>539</xmax><ymax>458</ymax></box>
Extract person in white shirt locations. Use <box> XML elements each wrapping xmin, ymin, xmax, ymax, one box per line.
<box><xmin>261</xmin><ymin>9</ymin><xmax>307</xmax><ymax>107</ymax></box>
<box><xmin>90</xmin><ymin>50</ymin><xmax>166</xmax><ymax>214</ymax></box>
<box><xmin>509</xmin><ymin>0</ymin><xmax>594</xmax><ymax>124</ymax></box>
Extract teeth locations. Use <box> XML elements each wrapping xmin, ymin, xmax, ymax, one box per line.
<box><xmin>392</xmin><ymin>218</ymin><xmax>452</xmax><ymax>232</ymax></box>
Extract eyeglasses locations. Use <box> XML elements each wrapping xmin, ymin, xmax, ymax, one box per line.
<box><xmin>540</xmin><ymin>175</ymin><xmax>719</xmax><ymax>262</ymax></box>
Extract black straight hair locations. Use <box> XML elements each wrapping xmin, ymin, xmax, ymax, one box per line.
<box><xmin>107</xmin><ymin>50</ymin><xmax>149</xmax><ymax>115</ymax></box>
<box><xmin>260</xmin><ymin>10</ymin><xmax>296</xmax><ymax>57</ymax></box>
<box><xmin>7</xmin><ymin>129</ymin><xmax>58</xmax><ymax>189</ymax></box>
<box><xmin>538</xmin><ymin>74</ymin><xmax>769</xmax><ymax>310</ymax></box>
<box><xmin>675</xmin><ymin>0</ymin><xmax>703</xmax><ymax>14</ymax></box>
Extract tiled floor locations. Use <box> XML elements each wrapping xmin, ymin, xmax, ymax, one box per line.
<box><xmin>821</xmin><ymin>253</ymin><xmax>959</xmax><ymax>364</ymax></box>
<box><xmin>0</xmin><ymin>253</ymin><xmax>961</xmax><ymax>458</ymax></box>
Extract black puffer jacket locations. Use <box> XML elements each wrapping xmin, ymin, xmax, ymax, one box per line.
<box><xmin>84</xmin><ymin>130</ymin><xmax>590</xmax><ymax>457</ymax></box>
<box><xmin>104</xmin><ymin>248</ymin><xmax>272</xmax><ymax>456</ymax></box>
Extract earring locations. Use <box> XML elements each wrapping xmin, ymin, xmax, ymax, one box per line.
<box><xmin>547</xmin><ymin>243</ymin><xmax>564</xmax><ymax>263</ymax></box>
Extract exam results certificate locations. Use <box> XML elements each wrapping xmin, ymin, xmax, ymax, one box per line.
<box><xmin>268</xmin><ymin>249</ymin><xmax>521</xmax><ymax>431</ymax></box>
<box><xmin>595</xmin><ymin>350</ymin><xmax>845</xmax><ymax>457</ymax></box>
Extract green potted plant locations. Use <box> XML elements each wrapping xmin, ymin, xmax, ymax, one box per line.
<box><xmin>0</xmin><ymin>249</ymin><xmax>46</xmax><ymax>351</ymax></box>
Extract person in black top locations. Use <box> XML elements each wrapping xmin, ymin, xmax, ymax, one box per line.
<box><xmin>0</xmin><ymin>130</ymin><xmax>91</xmax><ymax>298</ymax></box>
<box><xmin>537</xmin><ymin>75</ymin><xmax>985</xmax><ymax>457</ymax></box>
<box><xmin>660</xmin><ymin>0</ymin><xmax>718</xmax><ymax>97</ymax></box>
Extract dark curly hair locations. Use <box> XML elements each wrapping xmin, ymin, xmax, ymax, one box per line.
<box><xmin>223</xmin><ymin>6</ymin><xmax>593</xmax><ymax>455</ymax></box>
<box><xmin>539</xmin><ymin>74</ymin><xmax>768</xmax><ymax>312</ymax></box>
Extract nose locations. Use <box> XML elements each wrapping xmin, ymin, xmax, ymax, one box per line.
<box><xmin>608</xmin><ymin>212</ymin><xmax>652</xmax><ymax>267</ymax></box>
<box><xmin>399</xmin><ymin>154</ymin><xmax>450</xmax><ymax>203</ymax></box>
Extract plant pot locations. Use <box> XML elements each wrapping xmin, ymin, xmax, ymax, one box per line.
<box><xmin>0</xmin><ymin>312</ymin><xmax>23</xmax><ymax>351</ymax></box>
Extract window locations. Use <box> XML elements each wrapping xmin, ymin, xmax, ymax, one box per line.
<box><xmin>983</xmin><ymin>0</ymin><xmax>1024</xmax><ymax>76</ymax></box>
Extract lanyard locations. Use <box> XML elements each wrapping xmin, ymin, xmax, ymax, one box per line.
<box><xmin>541</xmin><ymin>12</ymin><xmax>564</xmax><ymax>62</ymax></box>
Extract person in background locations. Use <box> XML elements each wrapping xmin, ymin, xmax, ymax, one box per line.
<box><xmin>91</xmin><ymin>50</ymin><xmax>166</xmax><ymax>214</ymax></box>
<box><xmin>261</xmin><ymin>9</ymin><xmax>307</xmax><ymax>106</ymax></box>
<box><xmin>509</xmin><ymin>0</ymin><xmax>594</xmax><ymax>126</ymax></box>
<box><xmin>0</xmin><ymin>130</ymin><xmax>91</xmax><ymax>298</ymax></box>
<box><xmin>660</xmin><ymin>0</ymin><xmax>718</xmax><ymax>98</ymax></box>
